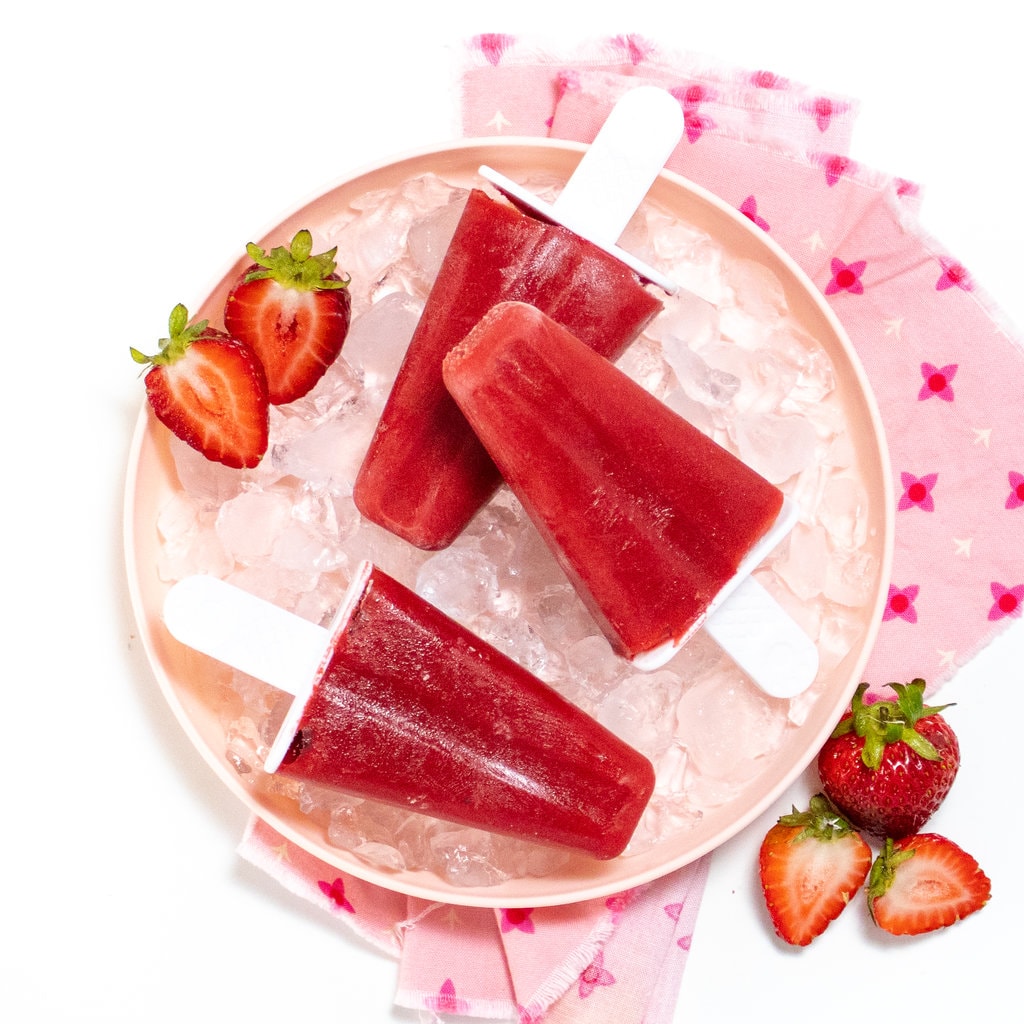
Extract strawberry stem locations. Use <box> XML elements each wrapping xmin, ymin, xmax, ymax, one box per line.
<box><xmin>242</xmin><ymin>229</ymin><xmax>350</xmax><ymax>292</ymax></box>
<box><xmin>830</xmin><ymin>679</ymin><xmax>954</xmax><ymax>770</ymax></box>
<box><xmin>866</xmin><ymin>837</ymin><xmax>916</xmax><ymax>918</ymax></box>
<box><xmin>130</xmin><ymin>303</ymin><xmax>209</xmax><ymax>367</ymax></box>
<box><xmin>777</xmin><ymin>793</ymin><xmax>860</xmax><ymax>841</ymax></box>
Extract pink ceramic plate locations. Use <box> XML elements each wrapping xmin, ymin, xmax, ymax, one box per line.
<box><xmin>124</xmin><ymin>139</ymin><xmax>893</xmax><ymax>908</ymax></box>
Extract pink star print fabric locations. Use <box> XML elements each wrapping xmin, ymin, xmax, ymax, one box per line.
<box><xmin>240</xmin><ymin>816</ymin><xmax>708</xmax><ymax>1023</ymax></box>
<box><xmin>236</xmin><ymin>35</ymin><xmax>1024</xmax><ymax>1024</ymax></box>
<box><xmin>461</xmin><ymin>33</ymin><xmax>1024</xmax><ymax>699</ymax></box>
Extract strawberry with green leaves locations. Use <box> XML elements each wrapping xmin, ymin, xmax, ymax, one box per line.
<box><xmin>758</xmin><ymin>794</ymin><xmax>872</xmax><ymax>946</ymax></box>
<box><xmin>817</xmin><ymin>679</ymin><xmax>960</xmax><ymax>839</ymax></box>
<box><xmin>132</xmin><ymin>303</ymin><xmax>269</xmax><ymax>469</ymax></box>
<box><xmin>224</xmin><ymin>229</ymin><xmax>351</xmax><ymax>405</ymax></box>
<box><xmin>867</xmin><ymin>833</ymin><xmax>991</xmax><ymax>935</ymax></box>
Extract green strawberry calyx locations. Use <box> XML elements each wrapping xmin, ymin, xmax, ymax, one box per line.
<box><xmin>242</xmin><ymin>229</ymin><xmax>350</xmax><ymax>292</ymax></box>
<box><xmin>130</xmin><ymin>303</ymin><xmax>208</xmax><ymax>368</ymax></box>
<box><xmin>865</xmin><ymin>837</ymin><xmax>914</xmax><ymax>915</ymax></box>
<box><xmin>777</xmin><ymin>793</ymin><xmax>861</xmax><ymax>842</ymax></box>
<box><xmin>831</xmin><ymin>679</ymin><xmax>954</xmax><ymax>770</ymax></box>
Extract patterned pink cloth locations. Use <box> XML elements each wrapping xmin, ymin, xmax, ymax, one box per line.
<box><xmin>240</xmin><ymin>816</ymin><xmax>707</xmax><ymax>1023</ymax></box>
<box><xmin>461</xmin><ymin>34</ymin><xmax>1024</xmax><ymax>696</ymax></box>
<box><xmin>238</xmin><ymin>35</ymin><xmax>1024</xmax><ymax>1024</ymax></box>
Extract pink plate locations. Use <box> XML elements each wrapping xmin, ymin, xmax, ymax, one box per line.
<box><xmin>124</xmin><ymin>139</ymin><xmax>893</xmax><ymax>908</ymax></box>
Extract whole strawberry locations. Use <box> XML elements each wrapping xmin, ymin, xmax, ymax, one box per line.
<box><xmin>132</xmin><ymin>303</ymin><xmax>269</xmax><ymax>469</ymax></box>
<box><xmin>817</xmin><ymin>679</ymin><xmax>959</xmax><ymax>839</ymax></box>
<box><xmin>224</xmin><ymin>228</ymin><xmax>351</xmax><ymax>405</ymax></box>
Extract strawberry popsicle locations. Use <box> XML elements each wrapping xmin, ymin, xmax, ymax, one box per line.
<box><xmin>352</xmin><ymin>187</ymin><xmax>664</xmax><ymax>549</ymax></box>
<box><xmin>442</xmin><ymin>301</ymin><xmax>788</xmax><ymax>669</ymax></box>
<box><xmin>163</xmin><ymin>565</ymin><xmax>655</xmax><ymax>860</ymax></box>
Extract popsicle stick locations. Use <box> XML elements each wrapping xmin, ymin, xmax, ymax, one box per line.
<box><xmin>479</xmin><ymin>85</ymin><xmax>685</xmax><ymax>294</ymax></box>
<box><xmin>163</xmin><ymin>575</ymin><xmax>331</xmax><ymax>696</ymax></box>
<box><xmin>702</xmin><ymin>575</ymin><xmax>820</xmax><ymax>699</ymax></box>
<box><xmin>702</xmin><ymin>498</ymin><xmax>819</xmax><ymax>697</ymax></box>
<box><xmin>552</xmin><ymin>86</ymin><xmax>686</xmax><ymax>247</ymax></box>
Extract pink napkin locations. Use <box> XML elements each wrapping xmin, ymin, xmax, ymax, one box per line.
<box><xmin>238</xmin><ymin>35</ymin><xmax>1024</xmax><ymax>1023</ymax></box>
<box><xmin>240</xmin><ymin>816</ymin><xmax>708</xmax><ymax>1022</ymax></box>
<box><xmin>461</xmin><ymin>34</ymin><xmax>1024</xmax><ymax>697</ymax></box>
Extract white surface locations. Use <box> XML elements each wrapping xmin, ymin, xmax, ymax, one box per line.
<box><xmin>4</xmin><ymin>3</ymin><xmax>1021</xmax><ymax>1021</ymax></box>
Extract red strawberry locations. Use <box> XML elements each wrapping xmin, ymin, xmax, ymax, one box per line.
<box><xmin>223</xmin><ymin>228</ymin><xmax>351</xmax><ymax>405</ymax></box>
<box><xmin>866</xmin><ymin>833</ymin><xmax>991</xmax><ymax>935</ymax></box>
<box><xmin>758</xmin><ymin>793</ymin><xmax>872</xmax><ymax>946</ymax></box>
<box><xmin>132</xmin><ymin>303</ymin><xmax>269</xmax><ymax>469</ymax></box>
<box><xmin>817</xmin><ymin>679</ymin><xmax>959</xmax><ymax>838</ymax></box>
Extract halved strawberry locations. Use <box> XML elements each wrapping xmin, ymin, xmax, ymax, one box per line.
<box><xmin>867</xmin><ymin>833</ymin><xmax>991</xmax><ymax>935</ymax></box>
<box><xmin>132</xmin><ymin>303</ymin><xmax>269</xmax><ymax>469</ymax></box>
<box><xmin>817</xmin><ymin>679</ymin><xmax>960</xmax><ymax>838</ymax></box>
<box><xmin>758</xmin><ymin>794</ymin><xmax>872</xmax><ymax>946</ymax></box>
<box><xmin>223</xmin><ymin>229</ymin><xmax>351</xmax><ymax>405</ymax></box>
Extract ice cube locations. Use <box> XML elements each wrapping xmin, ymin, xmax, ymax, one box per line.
<box><xmin>598</xmin><ymin>671</ymin><xmax>685</xmax><ymax>758</ymax></box>
<box><xmin>156</xmin><ymin>493</ymin><xmax>234</xmax><ymax>582</ymax></box>
<box><xmin>723</xmin><ymin>256</ymin><xmax>788</xmax><ymax>323</ymax></box>
<box><xmin>733</xmin><ymin>411</ymin><xmax>817</xmax><ymax>485</ymax></box>
<box><xmin>615</xmin><ymin>334</ymin><xmax>674</xmax><ymax>397</ymax></box>
<box><xmin>225</xmin><ymin>715</ymin><xmax>265</xmax><ymax>776</ymax></box>
<box><xmin>675</xmin><ymin>670</ymin><xmax>788</xmax><ymax>783</ymax></box>
<box><xmin>342</xmin><ymin>292</ymin><xmax>423</xmax><ymax>390</ymax></box>
<box><xmin>352</xmin><ymin>841</ymin><xmax>406</xmax><ymax>872</ymax></box>
<box><xmin>404</xmin><ymin>191</ymin><xmax>468</xmax><ymax>288</ymax></box>
<box><xmin>650</xmin><ymin>289</ymin><xmax>721</xmax><ymax>374</ymax></box>
<box><xmin>662</xmin><ymin>387</ymin><xmax>714</xmax><ymax>435</ymax></box>
<box><xmin>474</xmin><ymin>614</ymin><xmax>564</xmax><ymax>685</ymax></box>
<box><xmin>775</xmin><ymin>326</ymin><xmax>837</xmax><ymax>409</ymax></box>
<box><xmin>643</xmin><ymin>209</ymin><xmax>726</xmax><ymax>303</ymax></box>
<box><xmin>772</xmin><ymin>522</ymin><xmax>830</xmax><ymax>602</ymax></box>
<box><xmin>638</xmin><ymin>792</ymin><xmax>704</xmax><ymax>844</ymax></box>
<box><xmin>824</xmin><ymin>548</ymin><xmax>878</xmax><ymax>607</ymax></box>
<box><xmin>430</xmin><ymin>831</ymin><xmax>510</xmax><ymax>888</ymax></box>
<box><xmin>216</xmin><ymin>489</ymin><xmax>293</xmax><ymax>564</ymax></box>
<box><xmin>416</xmin><ymin>548</ymin><xmax>501</xmax><ymax>625</ymax></box>
<box><xmin>170</xmin><ymin>437</ymin><xmax>247</xmax><ymax>506</ymax></box>
<box><xmin>670</xmin><ymin>344</ymin><xmax>741</xmax><ymax>407</ymax></box>
<box><xmin>817</xmin><ymin>474</ymin><xmax>870</xmax><ymax>552</ymax></box>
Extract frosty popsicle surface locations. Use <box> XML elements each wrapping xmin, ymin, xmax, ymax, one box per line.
<box><xmin>164</xmin><ymin>564</ymin><xmax>656</xmax><ymax>860</ymax></box>
<box><xmin>442</xmin><ymin>301</ymin><xmax>791</xmax><ymax>669</ymax></box>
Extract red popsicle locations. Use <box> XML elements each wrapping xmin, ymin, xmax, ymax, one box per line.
<box><xmin>442</xmin><ymin>301</ymin><xmax>787</xmax><ymax>664</ymax></box>
<box><xmin>255</xmin><ymin>561</ymin><xmax>655</xmax><ymax>860</ymax></box>
<box><xmin>352</xmin><ymin>188</ymin><xmax>663</xmax><ymax>550</ymax></box>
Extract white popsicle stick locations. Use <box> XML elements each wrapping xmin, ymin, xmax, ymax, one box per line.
<box><xmin>702</xmin><ymin>575</ymin><xmax>820</xmax><ymax>699</ymax></box>
<box><xmin>479</xmin><ymin>85</ymin><xmax>685</xmax><ymax>294</ymax></box>
<box><xmin>163</xmin><ymin>574</ymin><xmax>331</xmax><ymax>696</ymax></box>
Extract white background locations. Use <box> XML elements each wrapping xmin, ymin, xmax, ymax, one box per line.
<box><xmin>3</xmin><ymin>3</ymin><xmax>1020</xmax><ymax>1021</ymax></box>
